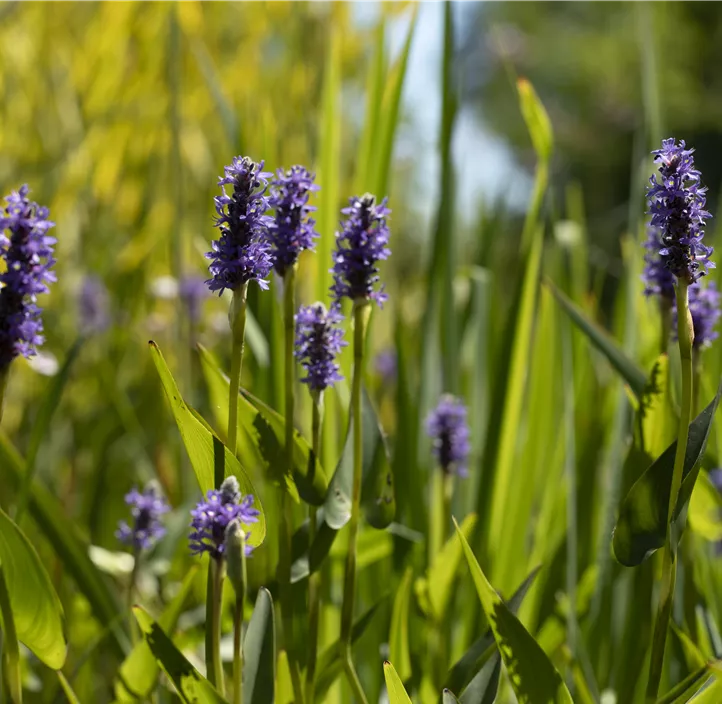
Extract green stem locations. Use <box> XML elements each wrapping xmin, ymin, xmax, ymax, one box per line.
<box><xmin>280</xmin><ymin>266</ymin><xmax>304</xmax><ymax>704</ymax></box>
<box><xmin>646</xmin><ymin>279</ymin><xmax>694</xmax><ymax>703</ymax></box>
<box><xmin>306</xmin><ymin>393</ymin><xmax>324</xmax><ymax>704</ymax></box>
<box><xmin>228</xmin><ymin>283</ymin><xmax>249</xmax><ymax>462</ymax></box>
<box><xmin>233</xmin><ymin>595</ymin><xmax>243</xmax><ymax>704</ymax></box>
<box><xmin>206</xmin><ymin>558</ymin><xmax>225</xmax><ymax>692</ymax></box>
<box><xmin>128</xmin><ymin>546</ymin><xmax>140</xmax><ymax>646</ymax></box>
<box><xmin>340</xmin><ymin>301</ymin><xmax>371</xmax><ymax>704</ymax></box>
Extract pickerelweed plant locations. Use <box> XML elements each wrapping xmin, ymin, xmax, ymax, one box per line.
<box><xmin>643</xmin><ymin>138</ymin><xmax>715</xmax><ymax>702</ymax></box>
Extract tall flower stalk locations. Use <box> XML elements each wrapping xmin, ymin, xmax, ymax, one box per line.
<box><xmin>295</xmin><ymin>302</ymin><xmax>345</xmax><ymax>701</ymax></box>
<box><xmin>190</xmin><ymin>477</ymin><xmax>258</xmax><ymax>692</ymax></box>
<box><xmin>644</xmin><ymin>138</ymin><xmax>713</xmax><ymax>702</ymax></box>
<box><xmin>0</xmin><ymin>186</ymin><xmax>56</xmax><ymax>422</ymax></box>
<box><xmin>269</xmin><ymin>165</ymin><xmax>319</xmax><ymax>704</ymax></box>
<box><xmin>226</xmin><ymin>520</ymin><xmax>248</xmax><ymax>704</ymax></box>
<box><xmin>332</xmin><ymin>194</ymin><xmax>390</xmax><ymax>703</ymax></box>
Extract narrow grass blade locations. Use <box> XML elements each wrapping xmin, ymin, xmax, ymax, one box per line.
<box><xmin>389</xmin><ymin>566</ymin><xmax>413</xmax><ymax>682</ymax></box>
<box><xmin>383</xmin><ymin>661</ymin><xmax>413</xmax><ymax>704</ymax></box>
<box><xmin>0</xmin><ymin>564</ymin><xmax>22</xmax><ymax>703</ymax></box>
<box><xmin>243</xmin><ymin>588</ymin><xmax>275</xmax><ymax>704</ymax></box>
<box><xmin>57</xmin><ymin>672</ymin><xmax>81</xmax><ymax>704</ymax></box>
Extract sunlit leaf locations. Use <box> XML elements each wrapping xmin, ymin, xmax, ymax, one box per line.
<box><xmin>454</xmin><ymin>518</ymin><xmax>573</xmax><ymax>704</ymax></box>
<box><xmin>243</xmin><ymin>588</ymin><xmax>275</xmax><ymax>704</ymax></box>
<box><xmin>389</xmin><ymin>566</ymin><xmax>413</xmax><ymax>682</ymax></box>
<box><xmin>383</xmin><ymin>661</ymin><xmax>413</xmax><ymax>704</ymax></box>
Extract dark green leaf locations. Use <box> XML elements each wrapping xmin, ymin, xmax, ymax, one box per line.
<box><xmin>455</xmin><ymin>518</ymin><xmax>573</xmax><ymax>703</ymax></box>
<box><xmin>546</xmin><ymin>280</ymin><xmax>647</xmax><ymax>400</ymax></box>
<box><xmin>133</xmin><ymin>606</ymin><xmax>228</xmax><ymax>704</ymax></box>
<box><xmin>0</xmin><ymin>565</ymin><xmax>22</xmax><ymax>702</ymax></box>
<box><xmin>613</xmin><ymin>384</ymin><xmax>722</xmax><ymax>566</ymax></box>
<box><xmin>459</xmin><ymin>655</ymin><xmax>501</xmax><ymax>704</ymax></box>
<box><xmin>243</xmin><ymin>588</ymin><xmax>275</xmax><ymax>704</ymax></box>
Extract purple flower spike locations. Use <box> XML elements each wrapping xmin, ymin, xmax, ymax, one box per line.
<box><xmin>426</xmin><ymin>395</ymin><xmax>471</xmax><ymax>477</ymax></box>
<box><xmin>189</xmin><ymin>476</ymin><xmax>259</xmax><ymax>560</ymax></box>
<box><xmin>646</xmin><ymin>138</ymin><xmax>713</xmax><ymax>285</ymax></box>
<box><xmin>673</xmin><ymin>281</ymin><xmax>721</xmax><ymax>350</ymax></box>
<box><xmin>268</xmin><ymin>166</ymin><xmax>320</xmax><ymax>277</ymax></box>
<box><xmin>330</xmin><ymin>194</ymin><xmax>391</xmax><ymax>307</ymax></box>
<box><xmin>295</xmin><ymin>302</ymin><xmax>346</xmax><ymax>392</ymax></box>
<box><xmin>116</xmin><ymin>482</ymin><xmax>170</xmax><ymax>551</ymax></box>
<box><xmin>0</xmin><ymin>185</ymin><xmax>56</xmax><ymax>371</ymax></box>
<box><xmin>205</xmin><ymin>156</ymin><xmax>273</xmax><ymax>295</ymax></box>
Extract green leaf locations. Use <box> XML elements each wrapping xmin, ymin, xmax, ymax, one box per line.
<box><xmin>0</xmin><ymin>432</ymin><xmax>127</xmax><ymax>659</ymax></box>
<box><xmin>389</xmin><ymin>566</ymin><xmax>413</xmax><ymax>682</ymax></box>
<box><xmin>418</xmin><ymin>513</ymin><xmax>477</xmax><ymax>620</ymax></box>
<box><xmin>114</xmin><ymin>566</ymin><xmax>198</xmax><ymax>701</ymax></box>
<box><xmin>459</xmin><ymin>656</ymin><xmax>501</xmax><ymax>704</ymax></box>
<box><xmin>0</xmin><ymin>508</ymin><xmax>66</xmax><ymax>669</ymax></box>
<box><xmin>639</xmin><ymin>354</ymin><xmax>676</xmax><ymax>458</ymax></box>
<box><xmin>197</xmin><ymin>343</ymin><xmax>327</xmax><ymax>505</ymax></box>
<box><xmin>0</xmin><ymin>565</ymin><xmax>22</xmax><ymax>703</ymax></box>
<box><xmin>517</xmin><ymin>77</ymin><xmax>553</xmax><ymax>162</ymax></box>
<box><xmin>243</xmin><ymin>588</ymin><xmax>275</xmax><ymax>704</ymax></box>
<box><xmin>546</xmin><ymin>280</ymin><xmax>647</xmax><ymax>400</ymax></box>
<box><xmin>315</xmin><ymin>598</ymin><xmax>385</xmax><ymax>699</ymax></box>
<box><xmin>443</xmin><ymin>690</ymin><xmax>461</xmax><ymax>704</ymax></box>
<box><xmin>688</xmin><ymin>471</ymin><xmax>722</xmax><ymax>541</ymax></box>
<box><xmin>150</xmin><ymin>341</ymin><xmax>265</xmax><ymax>547</ymax></box>
<box><xmin>383</xmin><ymin>661</ymin><xmax>413</xmax><ymax>704</ymax></box>
<box><xmin>655</xmin><ymin>662</ymin><xmax>719</xmax><ymax>704</ymax></box>
<box><xmin>444</xmin><ymin>566</ymin><xmax>541</xmax><ymax>695</ymax></box>
<box><xmin>324</xmin><ymin>388</ymin><xmax>394</xmax><ymax>530</ymax></box>
<box><xmin>133</xmin><ymin>606</ymin><xmax>228</xmax><ymax>704</ymax></box>
<box><xmin>454</xmin><ymin>518</ymin><xmax>573</xmax><ymax>704</ymax></box>
<box><xmin>371</xmin><ymin>5</ymin><xmax>418</xmax><ymax>198</ymax></box>
<box><xmin>613</xmin><ymin>384</ymin><xmax>722</xmax><ymax>566</ymax></box>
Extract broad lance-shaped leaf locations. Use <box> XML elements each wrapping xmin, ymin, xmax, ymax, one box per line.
<box><xmin>454</xmin><ymin>518</ymin><xmax>573</xmax><ymax>704</ymax></box>
<box><xmin>150</xmin><ymin>341</ymin><xmax>266</xmax><ymax>548</ymax></box>
<box><xmin>546</xmin><ymin>280</ymin><xmax>647</xmax><ymax>401</ymax></box>
<box><xmin>324</xmin><ymin>388</ymin><xmax>395</xmax><ymax>530</ymax></box>
<box><xmin>613</xmin><ymin>383</ymin><xmax>722</xmax><ymax>566</ymax></box>
<box><xmin>197</xmin><ymin>343</ymin><xmax>328</xmax><ymax>505</ymax></box>
<box><xmin>115</xmin><ymin>566</ymin><xmax>198</xmax><ymax>701</ymax></box>
<box><xmin>243</xmin><ymin>588</ymin><xmax>275</xmax><ymax>704</ymax></box>
<box><xmin>0</xmin><ymin>432</ymin><xmax>127</xmax><ymax>659</ymax></box>
<box><xmin>389</xmin><ymin>566</ymin><xmax>413</xmax><ymax>682</ymax></box>
<box><xmin>384</xmin><ymin>661</ymin><xmax>413</xmax><ymax>704</ymax></box>
<box><xmin>444</xmin><ymin>566</ymin><xmax>541</xmax><ymax>697</ymax></box>
<box><xmin>133</xmin><ymin>606</ymin><xmax>228</xmax><ymax>704</ymax></box>
<box><xmin>0</xmin><ymin>508</ymin><xmax>66</xmax><ymax>669</ymax></box>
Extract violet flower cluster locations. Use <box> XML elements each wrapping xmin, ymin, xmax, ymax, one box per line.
<box><xmin>295</xmin><ymin>303</ymin><xmax>346</xmax><ymax>392</ymax></box>
<box><xmin>673</xmin><ymin>281</ymin><xmax>721</xmax><ymax>350</ymax></box>
<box><xmin>0</xmin><ymin>186</ymin><xmax>56</xmax><ymax>371</ymax></box>
<box><xmin>206</xmin><ymin>157</ymin><xmax>273</xmax><ymax>295</ymax></box>
<box><xmin>189</xmin><ymin>476</ymin><xmax>259</xmax><ymax>560</ymax></box>
<box><xmin>426</xmin><ymin>395</ymin><xmax>471</xmax><ymax>477</ymax></box>
<box><xmin>646</xmin><ymin>138</ymin><xmax>713</xmax><ymax>285</ymax></box>
<box><xmin>116</xmin><ymin>482</ymin><xmax>170</xmax><ymax>551</ymax></box>
<box><xmin>331</xmin><ymin>194</ymin><xmax>391</xmax><ymax>307</ymax></box>
<box><xmin>268</xmin><ymin>166</ymin><xmax>319</xmax><ymax>277</ymax></box>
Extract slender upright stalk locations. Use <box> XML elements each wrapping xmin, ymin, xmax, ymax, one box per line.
<box><xmin>228</xmin><ymin>283</ymin><xmax>249</xmax><ymax>460</ymax></box>
<box><xmin>232</xmin><ymin>537</ymin><xmax>247</xmax><ymax>704</ymax></box>
<box><xmin>127</xmin><ymin>546</ymin><xmax>140</xmax><ymax>645</ymax></box>
<box><xmin>0</xmin><ymin>366</ymin><xmax>8</xmax><ymax>426</ymax></box>
<box><xmin>306</xmin><ymin>393</ymin><xmax>324</xmax><ymax>704</ymax></box>
<box><xmin>279</xmin><ymin>265</ymin><xmax>304</xmax><ymax>704</ymax></box>
<box><xmin>206</xmin><ymin>558</ymin><xmax>226</xmax><ymax>691</ymax></box>
<box><xmin>0</xmin><ymin>565</ymin><xmax>21</xmax><ymax>704</ymax></box>
<box><xmin>340</xmin><ymin>301</ymin><xmax>371</xmax><ymax>704</ymax></box>
<box><xmin>646</xmin><ymin>279</ymin><xmax>694</xmax><ymax>702</ymax></box>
